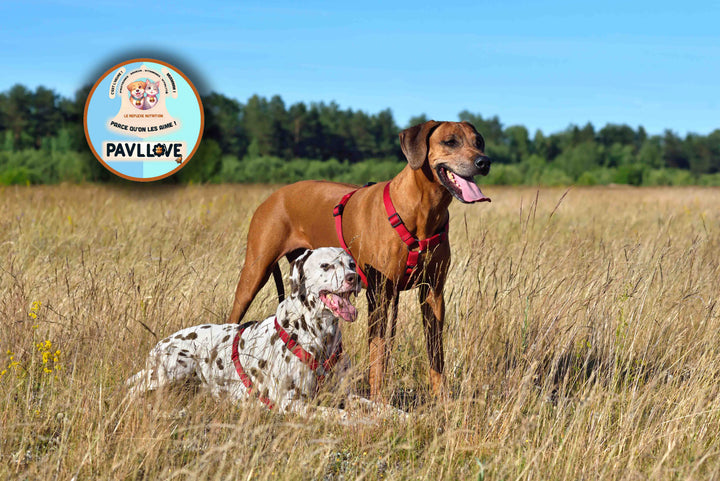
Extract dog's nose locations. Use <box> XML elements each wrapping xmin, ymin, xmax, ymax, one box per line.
<box><xmin>474</xmin><ymin>155</ymin><xmax>491</xmax><ymax>173</ymax></box>
<box><xmin>345</xmin><ymin>272</ymin><xmax>359</xmax><ymax>285</ymax></box>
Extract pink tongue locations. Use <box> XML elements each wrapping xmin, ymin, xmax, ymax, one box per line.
<box><xmin>323</xmin><ymin>294</ymin><xmax>357</xmax><ymax>322</ymax></box>
<box><xmin>455</xmin><ymin>175</ymin><xmax>491</xmax><ymax>203</ymax></box>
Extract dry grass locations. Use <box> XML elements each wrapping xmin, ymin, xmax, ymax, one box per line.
<box><xmin>1</xmin><ymin>183</ymin><xmax>720</xmax><ymax>480</ymax></box>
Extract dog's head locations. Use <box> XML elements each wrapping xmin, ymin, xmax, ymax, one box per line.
<box><xmin>127</xmin><ymin>81</ymin><xmax>145</xmax><ymax>99</ymax></box>
<box><xmin>399</xmin><ymin>120</ymin><xmax>491</xmax><ymax>204</ymax></box>
<box><xmin>289</xmin><ymin>248</ymin><xmax>361</xmax><ymax>322</ymax></box>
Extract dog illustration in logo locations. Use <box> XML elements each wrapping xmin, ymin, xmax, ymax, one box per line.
<box><xmin>143</xmin><ymin>80</ymin><xmax>159</xmax><ymax>110</ymax></box>
<box><xmin>128</xmin><ymin>81</ymin><xmax>146</xmax><ymax>110</ymax></box>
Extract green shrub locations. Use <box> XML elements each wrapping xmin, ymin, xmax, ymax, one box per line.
<box><xmin>178</xmin><ymin>139</ymin><xmax>223</xmax><ymax>183</ymax></box>
<box><xmin>337</xmin><ymin>160</ymin><xmax>404</xmax><ymax>185</ymax></box>
<box><xmin>552</xmin><ymin>142</ymin><xmax>603</xmax><ymax>180</ymax></box>
<box><xmin>538</xmin><ymin>168</ymin><xmax>573</xmax><ymax>186</ymax></box>
<box><xmin>485</xmin><ymin>164</ymin><xmax>524</xmax><ymax>185</ymax></box>
<box><xmin>55</xmin><ymin>151</ymin><xmax>92</xmax><ymax>183</ymax></box>
<box><xmin>642</xmin><ymin>168</ymin><xmax>695</xmax><ymax>186</ymax></box>
<box><xmin>521</xmin><ymin>154</ymin><xmax>547</xmax><ymax>185</ymax></box>
<box><xmin>614</xmin><ymin>164</ymin><xmax>646</xmax><ymax>186</ymax></box>
<box><xmin>698</xmin><ymin>173</ymin><xmax>720</xmax><ymax>186</ymax></box>
<box><xmin>218</xmin><ymin>155</ymin><xmax>244</xmax><ymax>182</ymax></box>
<box><xmin>0</xmin><ymin>166</ymin><xmax>37</xmax><ymax>185</ymax></box>
<box><xmin>668</xmin><ymin>169</ymin><xmax>696</xmax><ymax>186</ymax></box>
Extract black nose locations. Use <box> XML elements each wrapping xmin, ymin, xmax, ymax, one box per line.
<box><xmin>474</xmin><ymin>155</ymin><xmax>491</xmax><ymax>173</ymax></box>
<box><xmin>345</xmin><ymin>272</ymin><xmax>359</xmax><ymax>285</ymax></box>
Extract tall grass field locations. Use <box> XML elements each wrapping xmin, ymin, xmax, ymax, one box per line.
<box><xmin>1</xmin><ymin>184</ymin><xmax>719</xmax><ymax>480</ymax></box>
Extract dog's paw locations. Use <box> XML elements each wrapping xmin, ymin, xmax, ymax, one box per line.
<box><xmin>346</xmin><ymin>394</ymin><xmax>409</xmax><ymax>421</ymax></box>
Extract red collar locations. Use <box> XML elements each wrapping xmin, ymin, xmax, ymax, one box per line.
<box><xmin>273</xmin><ymin>317</ymin><xmax>342</xmax><ymax>378</ymax></box>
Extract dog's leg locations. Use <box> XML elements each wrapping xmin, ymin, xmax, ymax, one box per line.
<box><xmin>388</xmin><ymin>292</ymin><xmax>399</xmax><ymax>350</ymax></box>
<box><xmin>126</xmin><ymin>369</ymin><xmax>152</xmax><ymax>398</ymax></box>
<box><xmin>230</xmin><ymin>253</ymin><xmax>279</xmax><ymax>323</ymax></box>
<box><xmin>418</xmin><ymin>282</ymin><xmax>447</xmax><ymax>398</ymax></box>
<box><xmin>367</xmin><ymin>282</ymin><xmax>397</xmax><ymax>401</ymax></box>
<box><xmin>281</xmin><ymin>398</ymin><xmax>393</xmax><ymax>426</ymax></box>
<box><xmin>229</xmin><ymin>199</ymin><xmax>312</xmax><ymax>323</ymax></box>
<box><xmin>126</xmin><ymin>336</ymin><xmax>203</xmax><ymax>398</ymax></box>
<box><xmin>125</xmin><ymin>362</ymin><xmax>168</xmax><ymax>398</ymax></box>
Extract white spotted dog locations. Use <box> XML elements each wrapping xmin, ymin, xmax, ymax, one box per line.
<box><xmin>126</xmin><ymin>248</ymin><xmax>363</xmax><ymax>414</ymax></box>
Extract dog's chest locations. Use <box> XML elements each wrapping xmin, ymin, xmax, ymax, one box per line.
<box><xmin>235</xmin><ymin>318</ymin><xmax>323</xmax><ymax>399</ymax></box>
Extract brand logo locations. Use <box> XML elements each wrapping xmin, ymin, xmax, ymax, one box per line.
<box><xmin>84</xmin><ymin>59</ymin><xmax>203</xmax><ymax>181</ymax></box>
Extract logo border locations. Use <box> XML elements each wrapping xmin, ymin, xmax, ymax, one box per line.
<box><xmin>83</xmin><ymin>58</ymin><xmax>205</xmax><ymax>182</ymax></box>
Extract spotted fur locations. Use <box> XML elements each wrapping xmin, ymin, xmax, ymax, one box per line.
<box><xmin>126</xmin><ymin>248</ymin><xmax>361</xmax><ymax>414</ymax></box>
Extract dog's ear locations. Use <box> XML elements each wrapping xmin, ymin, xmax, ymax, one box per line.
<box><xmin>460</xmin><ymin>120</ymin><xmax>478</xmax><ymax>132</ymax></box>
<box><xmin>460</xmin><ymin>121</ymin><xmax>485</xmax><ymax>149</ymax></box>
<box><xmin>399</xmin><ymin>120</ymin><xmax>441</xmax><ymax>170</ymax></box>
<box><xmin>290</xmin><ymin>250</ymin><xmax>312</xmax><ymax>301</ymax></box>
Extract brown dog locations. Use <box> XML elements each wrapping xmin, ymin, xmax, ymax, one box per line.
<box><xmin>229</xmin><ymin>121</ymin><xmax>491</xmax><ymax>399</ymax></box>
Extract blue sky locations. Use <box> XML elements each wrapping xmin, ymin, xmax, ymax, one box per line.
<box><xmin>1</xmin><ymin>1</ymin><xmax>718</xmax><ymax>136</ymax></box>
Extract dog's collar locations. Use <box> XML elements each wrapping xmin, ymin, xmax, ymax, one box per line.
<box><xmin>273</xmin><ymin>317</ymin><xmax>342</xmax><ymax>379</ymax></box>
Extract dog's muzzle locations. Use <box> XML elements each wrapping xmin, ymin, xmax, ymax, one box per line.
<box><xmin>474</xmin><ymin>155</ymin><xmax>491</xmax><ymax>176</ymax></box>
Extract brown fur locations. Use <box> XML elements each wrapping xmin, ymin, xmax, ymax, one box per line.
<box><xmin>229</xmin><ymin>121</ymin><xmax>490</xmax><ymax>399</ymax></box>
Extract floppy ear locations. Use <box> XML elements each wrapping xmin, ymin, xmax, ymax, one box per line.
<box><xmin>399</xmin><ymin>120</ymin><xmax>441</xmax><ymax>170</ymax></box>
<box><xmin>460</xmin><ymin>120</ymin><xmax>479</xmax><ymax>134</ymax></box>
<box><xmin>290</xmin><ymin>250</ymin><xmax>312</xmax><ymax>301</ymax></box>
<box><xmin>461</xmin><ymin>120</ymin><xmax>485</xmax><ymax>150</ymax></box>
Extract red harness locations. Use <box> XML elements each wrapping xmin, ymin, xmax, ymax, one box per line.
<box><xmin>231</xmin><ymin>318</ymin><xmax>343</xmax><ymax>409</ymax></box>
<box><xmin>333</xmin><ymin>182</ymin><xmax>449</xmax><ymax>290</ymax></box>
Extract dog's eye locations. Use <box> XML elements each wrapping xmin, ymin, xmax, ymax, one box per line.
<box><xmin>320</xmin><ymin>263</ymin><xmax>331</xmax><ymax>271</ymax></box>
<box><xmin>349</xmin><ymin>261</ymin><xmax>356</xmax><ymax>270</ymax></box>
<box><xmin>442</xmin><ymin>138</ymin><xmax>458</xmax><ymax>147</ymax></box>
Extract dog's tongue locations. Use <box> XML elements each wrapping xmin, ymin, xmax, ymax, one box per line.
<box><xmin>322</xmin><ymin>293</ymin><xmax>357</xmax><ymax>322</ymax></box>
<box><xmin>456</xmin><ymin>175</ymin><xmax>491</xmax><ymax>203</ymax></box>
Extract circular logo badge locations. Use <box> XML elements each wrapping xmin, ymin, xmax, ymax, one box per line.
<box><xmin>84</xmin><ymin>58</ymin><xmax>204</xmax><ymax>181</ymax></box>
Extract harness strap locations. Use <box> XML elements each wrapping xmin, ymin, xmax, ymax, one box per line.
<box><xmin>334</xmin><ymin>189</ymin><xmax>369</xmax><ymax>287</ymax></box>
<box><xmin>333</xmin><ymin>182</ymin><xmax>450</xmax><ymax>290</ymax></box>
<box><xmin>231</xmin><ymin>322</ymin><xmax>275</xmax><ymax>409</ymax></box>
<box><xmin>230</xmin><ymin>317</ymin><xmax>344</xmax><ymax>409</ymax></box>
<box><xmin>382</xmin><ymin>182</ymin><xmax>448</xmax><ymax>251</ymax></box>
<box><xmin>274</xmin><ymin>318</ymin><xmax>343</xmax><ymax>383</ymax></box>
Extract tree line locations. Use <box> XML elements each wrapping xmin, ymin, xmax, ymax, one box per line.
<box><xmin>1</xmin><ymin>83</ymin><xmax>719</xmax><ymax>186</ymax></box>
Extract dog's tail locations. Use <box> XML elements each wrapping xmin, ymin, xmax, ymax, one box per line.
<box><xmin>272</xmin><ymin>264</ymin><xmax>285</xmax><ymax>303</ymax></box>
<box><xmin>125</xmin><ymin>369</ymin><xmax>148</xmax><ymax>399</ymax></box>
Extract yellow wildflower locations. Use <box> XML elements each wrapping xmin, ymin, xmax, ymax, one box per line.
<box><xmin>28</xmin><ymin>301</ymin><xmax>42</xmax><ymax>319</ymax></box>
